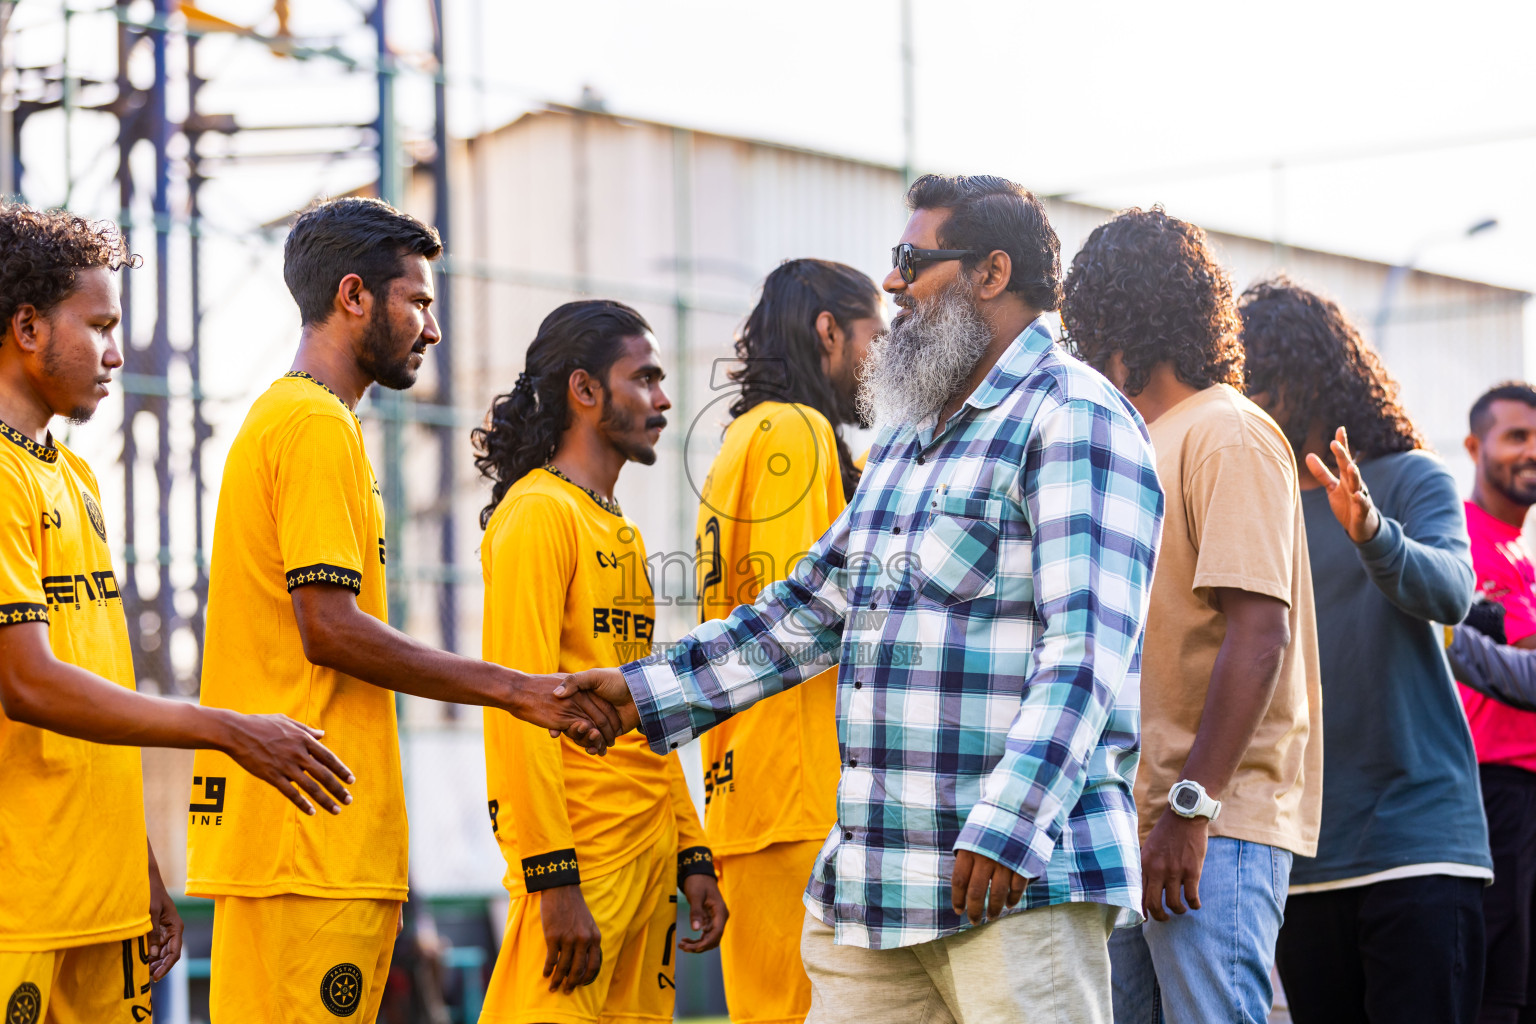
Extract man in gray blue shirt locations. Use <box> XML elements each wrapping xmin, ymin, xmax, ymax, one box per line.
<box><xmin>1242</xmin><ymin>277</ymin><xmax>1488</xmax><ymax>1024</ymax></box>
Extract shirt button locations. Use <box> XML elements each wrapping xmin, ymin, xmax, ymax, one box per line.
<box><xmin>669</xmin><ymin>742</ymin><xmax>678</xmax><ymax>750</ymax></box>
<box><xmin>892</xmin><ymin>525</ymin><xmax>902</xmax><ymax>535</ymax></box>
<box><xmin>869</xmin><ymin>601</ymin><xmax>878</xmax><ymax>610</ymax></box>
<box><xmin>916</xmin><ymin>454</ymin><xmax>925</xmax><ymax>465</ymax></box>
<box><xmin>844</xmin><ymin>831</ymin><xmax>854</xmax><ymax>841</ymax></box>
<box><xmin>848</xmin><ymin>759</ymin><xmax>858</xmax><ymax>768</ymax></box>
<box><xmin>854</xmin><ymin>681</ymin><xmax>863</xmax><ymax>689</ymax></box>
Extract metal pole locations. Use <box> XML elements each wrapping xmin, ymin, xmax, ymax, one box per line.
<box><xmin>62</xmin><ymin>1</ymin><xmax>73</xmax><ymax>206</ymax></box>
<box><xmin>371</xmin><ymin>0</ymin><xmax>408</xmax><ymax>632</ymax></box>
<box><xmin>149</xmin><ymin>0</ymin><xmax>176</xmax><ymax>690</ymax></box>
<box><xmin>430</xmin><ymin>0</ymin><xmax>456</xmax><ymax>655</ymax></box>
<box><xmin>0</xmin><ymin>1</ymin><xmax>14</xmax><ymax>197</ymax></box>
<box><xmin>116</xmin><ymin>0</ymin><xmax>150</xmax><ymax>688</ymax></box>
<box><xmin>187</xmin><ymin>34</ymin><xmax>209</xmax><ymax>680</ymax></box>
<box><xmin>900</xmin><ymin>0</ymin><xmax>915</xmax><ymax>185</ymax></box>
<box><xmin>1270</xmin><ymin>160</ymin><xmax>1287</xmax><ymax>266</ymax></box>
<box><xmin>671</xmin><ymin>128</ymin><xmax>693</xmax><ymax>587</ymax></box>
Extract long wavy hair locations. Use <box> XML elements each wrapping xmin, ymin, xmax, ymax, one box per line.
<box><xmin>730</xmin><ymin>259</ymin><xmax>881</xmax><ymax>499</ymax></box>
<box><xmin>1240</xmin><ymin>276</ymin><xmax>1423</xmax><ymax>465</ymax></box>
<box><xmin>473</xmin><ymin>299</ymin><xmax>652</xmax><ymax>527</ymax></box>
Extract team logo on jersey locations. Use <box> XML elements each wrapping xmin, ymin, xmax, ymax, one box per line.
<box><xmin>6</xmin><ymin>982</ymin><xmax>41</xmax><ymax>1024</ymax></box>
<box><xmin>320</xmin><ymin>963</ymin><xmax>363</xmax><ymax>1017</ymax></box>
<box><xmin>82</xmin><ymin>491</ymin><xmax>106</xmax><ymax>541</ymax></box>
<box><xmin>189</xmin><ymin>775</ymin><xmax>227</xmax><ymax>825</ymax></box>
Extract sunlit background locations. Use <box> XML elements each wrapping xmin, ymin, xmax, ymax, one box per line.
<box><xmin>4</xmin><ymin>1</ymin><xmax>1532</xmax><ymax>1020</ymax></box>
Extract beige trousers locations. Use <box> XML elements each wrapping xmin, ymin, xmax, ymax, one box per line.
<box><xmin>801</xmin><ymin>901</ymin><xmax>1117</xmax><ymax>1024</ymax></box>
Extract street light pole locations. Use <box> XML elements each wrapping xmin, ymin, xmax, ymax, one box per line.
<box><xmin>1374</xmin><ymin>217</ymin><xmax>1498</xmax><ymax>344</ymax></box>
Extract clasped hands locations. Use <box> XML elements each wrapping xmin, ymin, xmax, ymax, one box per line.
<box><xmin>535</xmin><ymin>669</ymin><xmax>1030</xmax><ymax>930</ymax></box>
<box><xmin>517</xmin><ymin>666</ymin><xmax>638</xmax><ymax>754</ymax></box>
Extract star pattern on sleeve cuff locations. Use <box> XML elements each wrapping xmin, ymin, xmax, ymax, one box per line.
<box><xmin>522</xmin><ymin>848</ymin><xmax>581</xmax><ymax>892</ymax></box>
<box><xmin>285</xmin><ymin>563</ymin><xmax>363</xmax><ymax>595</ymax></box>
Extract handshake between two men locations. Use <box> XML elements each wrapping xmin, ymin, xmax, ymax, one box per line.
<box><xmin>520</xmin><ymin>665</ymin><xmax>1029</xmax><ymax>929</ymax></box>
<box><xmin>516</xmin><ymin>667</ymin><xmax>637</xmax><ymax>753</ymax></box>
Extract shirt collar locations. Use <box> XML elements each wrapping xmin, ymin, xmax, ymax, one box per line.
<box><xmin>910</xmin><ymin>315</ymin><xmax>1058</xmax><ymax>447</ymax></box>
<box><xmin>0</xmin><ymin>418</ymin><xmax>59</xmax><ymax>464</ymax></box>
<box><xmin>963</xmin><ymin>315</ymin><xmax>1058</xmax><ymax>413</ymax></box>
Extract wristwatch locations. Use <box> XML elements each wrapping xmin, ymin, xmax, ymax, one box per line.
<box><xmin>1168</xmin><ymin>779</ymin><xmax>1222</xmax><ymax>821</ymax></box>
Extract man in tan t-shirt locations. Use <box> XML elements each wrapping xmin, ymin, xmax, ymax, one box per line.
<box><xmin>1062</xmin><ymin>206</ymin><xmax>1322</xmax><ymax>1023</ymax></box>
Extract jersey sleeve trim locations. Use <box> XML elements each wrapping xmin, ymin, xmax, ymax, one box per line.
<box><xmin>285</xmin><ymin>562</ymin><xmax>363</xmax><ymax>594</ymax></box>
<box><xmin>522</xmin><ymin>849</ymin><xmax>581</xmax><ymax>891</ymax></box>
<box><xmin>0</xmin><ymin>601</ymin><xmax>47</xmax><ymax>624</ymax></box>
<box><xmin>677</xmin><ymin>846</ymin><xmax>715</xmax><ymax>887</ymax></box>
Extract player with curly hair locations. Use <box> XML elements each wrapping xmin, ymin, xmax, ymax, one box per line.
<box><xmin>1063</xmin><ymin>208</ymin><xmax>1322</xmax><ymax>1022</ymax></box>
<box><xmin>0</xmin><ymin>202</ymin><xmax>359</xmax><ymax>1022</ymax></box>
<box><xmin>1239</xmin><ymin>276</ymin><xmax>1486</xmax><ymax>1024</ymax></box>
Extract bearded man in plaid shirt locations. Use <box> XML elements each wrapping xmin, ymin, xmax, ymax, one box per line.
<box><xmin>560</xmin><ymin>174</ymin><xmax>1165</xmax><ymax>1023</ymax></box>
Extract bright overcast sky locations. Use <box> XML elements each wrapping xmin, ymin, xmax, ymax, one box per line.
<box><xmin>9</xmin><ymin>0</ymin><xmax>1536</xmax><ymax>294</ymax></box>
<box><xmin>443</xmin><ymin>0</ymin><xmax>1536</xmax><ymax>292</ymax></box>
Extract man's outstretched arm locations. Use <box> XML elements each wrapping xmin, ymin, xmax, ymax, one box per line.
<box><xmin>1451</xmin><ymin>621</ymin><xmax>1536</xmax><ymax>712</ymax></box>
<box><xmin>0</xmin><ymin>621</ymin><xmax>354</xmax><ymax>815</ymax></box>
<box><xmin>289</xmin><ymin>584</ymin><xmax>621</xmax><ymax>751</ymax></box>
<box><xmin>560</xmin><ymin>505</ymin><xmax>856</xmax><ymax>749</ymax></box>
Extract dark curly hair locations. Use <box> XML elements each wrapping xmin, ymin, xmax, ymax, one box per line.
<box><xmin>730</xmin><ymin>259</ymin><xmax>880</xmax><ymax>500</ymax></box>
<box><xmin>0</xmin><ymin>202</ymin><xmax>138</xmax><ymax>346</ymax></box>
<box><xmin>1240</xmin><ymin>276</ymin><xmax>1423</xmax><ymax>464</ymax></box>
<box><xmin>1061</xmin><ymin>206</ymin><xmax>1242</xmax><ymax>396</ymax></box>
<box><xmin>906</xmin><ymin>174</ymin><xmax>1062</xmax><ymax>312</ymax></box>
<box><xmin>473</xmin><ymin>299</ymin><xmax>651</xmax><ymax>528</ymax></box>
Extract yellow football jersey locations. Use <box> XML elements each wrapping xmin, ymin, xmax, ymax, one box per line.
<box><xmin>481</xmin><ymin>468</ymin><xmax>707</xmax><ymax>894</ymax></box>
<box><xmin>695</xmin><ymin>402</ymin><xmax>845</xmax><ymax>856</ymax></box>
<box><xmin>0</xmin><ymin>421</ymin><xmax>148</xmax><ymax>951</ymax></box>
<box><xmin>186</xmin><ymin>372</ymin><xmax>405</xmax><ymax>901</ymax></box>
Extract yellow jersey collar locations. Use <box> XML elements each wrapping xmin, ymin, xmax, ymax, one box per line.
<box><xmin>0</xmin><ymin>418</ymin><xmax>58</xmax><ymax>464</ymax></box>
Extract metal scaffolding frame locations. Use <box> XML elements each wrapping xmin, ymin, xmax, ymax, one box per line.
<box><xmin>6</xmin><ymin>0</ymin><xmax>459</xmax><ymax>692</ymax></box>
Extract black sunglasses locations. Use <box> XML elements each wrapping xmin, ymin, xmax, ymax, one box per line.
<box><xmin>890</xmin><ymin>242</ymin><xmax>978</xmax><ymax>284</ymax></box>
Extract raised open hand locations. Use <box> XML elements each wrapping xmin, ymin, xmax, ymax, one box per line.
<box><xmin>220</xmin><ymin>712</ymin><xmax>355</xmax><ymax>815</ymax></box>
<box><xmin>1306</xmin><ymin>426</ymin><xmax>1381</xmax><ymax>545</ymax></box>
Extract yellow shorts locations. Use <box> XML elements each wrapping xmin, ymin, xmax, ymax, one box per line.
<box><xmin>0</xmin><ymin>936</ymin><xmax>155</xmax><ymax>1024</ymax></box>
<box><xmin>716</xmin><ymin>839</ymin><xmax>823</xmax><ymax>1024</ymax></box>
<box><xmin>482</xmin><ymin>834</ymin><xmax>679</xmax><ymax>1024</ymax></box>
<box><xmin>208</xmin><ymin>894</ymin><xmax>399</xmax><ymax>1022</ymax></box>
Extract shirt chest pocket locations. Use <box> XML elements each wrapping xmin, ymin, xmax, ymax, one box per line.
<box><xmin>913</xmin><ymin>494</ymin><xmax>1003</xmax><ymax>606</ymax></box>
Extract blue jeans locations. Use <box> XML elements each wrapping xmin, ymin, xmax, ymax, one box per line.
<box><xmin>1109</xmin><ymin>837</ymin><xmax>1292</xmax><ymax>1024</ymax></box>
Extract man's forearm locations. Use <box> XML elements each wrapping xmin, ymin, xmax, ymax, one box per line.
<box><xmin>624</xmin><ymin>572</ymin><xmax>846</xmax><ymax>750</ymax></box>
<box><xmin>292</xmin><ymin>587</ymin><xmax>517</xmax><ymax>708</ymax></box>
<box><xmin>1180</xmin><ymin>633</ymin><xmax>1285</xmax><ymax>797</ymax></box>
<box><xmin>1451</xmin><ymin>624</ymin><xmax>1536</xmax><ymax>712</ymax></box>
<box><xmin>317</xmin><ymin>613</ymin><xmax>512</xmax><ymax>705</ymax></box>
<box><xmin>0</xmin><ymin>626</ymin><xmax>237</xmax><ymax>750</ymax></box>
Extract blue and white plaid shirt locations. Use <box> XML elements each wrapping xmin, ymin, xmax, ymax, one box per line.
<box><xmin>624</xmin><ymin>318</ymin><xmax>1165</xmax><ymax>949</ymax></box>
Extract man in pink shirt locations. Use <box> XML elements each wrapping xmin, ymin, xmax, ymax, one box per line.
<box><xmin>1462</xmin><ymin>381</ymin><xmax>1536</xmax><ymax>1024</ymax></box>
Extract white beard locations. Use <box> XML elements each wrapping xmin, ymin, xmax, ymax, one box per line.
<box><xmin>857</xmin><ymin>281</ymin><xmax>993</xmax><ymax>429</ymax></box>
